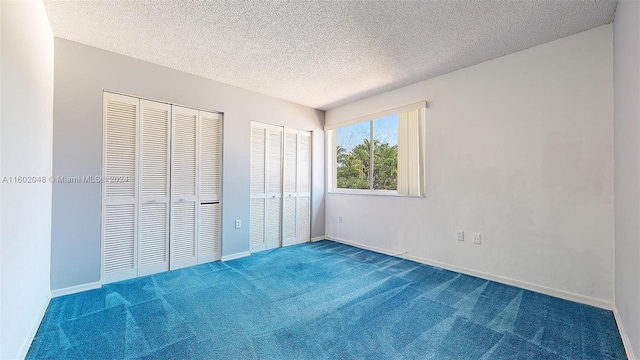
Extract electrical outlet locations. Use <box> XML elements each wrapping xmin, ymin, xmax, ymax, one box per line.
<box><xmin>456</xmin><ymin>230</ymin><xmax>464</xmax><ymax>241</ymax></box>
<box><xmin>473</xmin><ymin>233</ymin><xmax>481</xmax><ymax>244</ymax></box>
<box><xmin>235</xmin><ymin>219</ymin><xmax>241</xmax><ymax>229</ymax></box>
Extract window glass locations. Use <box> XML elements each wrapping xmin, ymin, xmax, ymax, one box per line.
<box><xmin>373</xmin><ymin>114</ymin><xmax>398</xmax><ymax>190</ymax></box>
<box><xmin>336</xmin><ymin>121</ymin><xmax>370</xmax><ymax>189</ymax></box>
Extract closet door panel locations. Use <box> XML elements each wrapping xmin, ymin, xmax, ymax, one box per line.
<box><xmin>139</xmin><ymin>203</ymin><xmax>168</xmax><ymax>274</ymax></box>
<box><xmin>138</xmin><ymin>100</ymin><xmax>170</xmax><ymax>276</ymax></box>
<box><xmin>172</xmin><ymin>201</ymin><xmax>196</xmax><ymax>262</ymax></box>
<box><xmin>250</xmin><ymin>198</ymin><xmax>265</xmax><ymax>251</ymax></box>
<box><xmin>250</xmin><ymin>124</ymin><xmax>267</xmax><ymax>253</ymax></box>
<box><xmin>103</xmin><ymin>203</ymin><xmax>136</xmax><ymax>281</ymax></box>
<box><xmin>171</xmin><ymin>106</ymin><xmax>198</xmax><ymax>269</ymax></box>
<box><xmin>296</xmin><ymin>131</ymin><xmax>312</xmax><ymax>243</ymax></box>
<box><xmin>198</xmin><ymin>111</ymin><xmax>222</xmax><ymax>262</ymax></box>
<box><xmin>102</xmin><ymin>92</ymin><xmax>139</xmax><ymax>284</ymax></box>
<box><xmin>199</xmin><ymin>203</ymin><xmax>221</xmax><ymax>262</ymax></box>
<box><xmin>199</xmin><ymin>112</ymin><xmax>222</xmax><ymax>202</ymax></box>
<box><xmin>284</xmin><ymin>131</ymin><xmax>297</xmax><ymax>194</ymax></box>
<box><xmin>296</xmin><ymin>196</ymin><xmax>311</xmax><ymax>243</ymax></box>
<box><xmin>297</xmin><ymin>131</ymin><xmax>311</xmax><ymax>195</ymax></box>
<box><xmin>282</xmin><ymin>129</ymin><xmax>298</xmax><ymax>246</ymax></box>
<box><xmin>266</xmin><ymin>127</ymin><xmax>283</xmax><ymax>250</ymax></box>
<box><xmin>282</xmin><ymin>196</ymin><xmax>297</xmax><ymax>246</ymax></box>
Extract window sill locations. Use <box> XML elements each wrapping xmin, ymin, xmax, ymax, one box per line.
<box><xmin>328</xmin><ymin>190</ymin><xmax>424</xmax><ymax>198</ymax></box>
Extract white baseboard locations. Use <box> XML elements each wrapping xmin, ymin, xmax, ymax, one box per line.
<box><xmin>613</xmin><ymin>305</ymin><xmax>637</xmax><ymax>360</ymax></box>
<box><xmin>51</xmin><ymin>281</ymin><xmax>102</xmax><ymax>298</ymax></box>
<box><xmin>17</xmin><ymin>292</ymin><xmax>51</xmax><ymax>360</ymax></box>
<box><xmin>326</xmin><ymin>236</ymin><xmax>613</xmax><ymax>310</ymax></box>
<box><xmin>221</xmin><ymin>251</ymin><xmax>251</xmax><ymax>261</ymax></box>
<box><xmin>311</xmin><ymin>236</ymin><xmax>326</xmax><ymax>242</ymax></box>
<box><xmin>325</xmin><ymin>236</ymin><xmax>407</xmax><ymax>257</ymax></box>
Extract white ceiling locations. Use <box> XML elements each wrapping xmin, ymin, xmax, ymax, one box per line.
<box><xmin>44</xmin><ymin>1</ymin><xmax>617</xmax><ymax>111</ymax></box>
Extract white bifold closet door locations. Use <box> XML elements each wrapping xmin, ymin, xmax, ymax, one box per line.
<box><xmin>250</xmin><ymin>122</ymin><xmax>311</xmax><ymax>253</ymax></box>
<box><xmin>283</xmin><ymin>129</ymin><xmax>311</xmax><ymax>246</ymax></box>
<box><xmin>198</xmin><ymin>111</ymin><xmax>223</xmax><ymax>263</ymax></box>
<box><xmin>102</xmin><ymin>94</ymin><xmax>172</xmax><ymax>283</ymax></box>
<box><xmin>103</xmin><ymin>93</ymin><xmax>222</xmax><ymax>283</ymax></box>
<box><xmin>170</xmin><ymin>106</ymin><xmax>222</xmax><ymax>270</ymax></box>
<box><xmin>170</xmin><ymin>106</ymin><xmax>198</xmax><ymax>270</ymax></box>
<box><xmin>296</xmin><ymin>130</ymin><xmax>312</xmax><ymax>243</ymax></box>
<box><xmin>250</xmin><ymin>122</ymin><xmax>283</xmax><ymax>253</ymax></box>
<box><xmin>138</xmin><ymin>99</ymin><xmax>171</xmax><ymax>276</ymax></box>
<box><xmin>102</xmin><ymin>92</ymin><xmax>140</xmax><ymax>283</ymax></box>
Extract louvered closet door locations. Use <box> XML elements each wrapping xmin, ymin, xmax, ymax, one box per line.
<box><xmin>296</xmin><ymin>131</ymin><xmax>312</xmax><ymax>243</ymax></box>
<box><xmin>266</xmin><ymin>126</ymin><xmax>283</xmax><ymax>250</ymax></box>
<box><xmin>250</xmin><ymin>122</ymin><xmax>284</xmax><ymax>252</ymax></box>
<box><xmin>138</xmin><ymin>100</ymin><xmax>170</xmax><ymax>276</ymax></box>
<box><xmin>282</xmin><ymin>128</ymin><xmax>298</xmax><ymax>247</ymax></box>
<box><xmin>171</xmin><ymin>106</ymin><xmax>198</xmax><ymax>270</ymax></box>
<box><xmin>250</xmin><ymin>123</ymin><xmax>267</xmax><ymax>253</ymax></box>
<box><xmin>198</xmin><ymin>111</ymin><xmax>222</xmax><ymax>263</ymax></box>
<box><xmin>102</xmin><ymin>92</ymin><xmax>139</xmax><ymax>284</ymax></box>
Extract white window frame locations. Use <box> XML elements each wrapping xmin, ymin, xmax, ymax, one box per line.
<box><xmin>326</xmin><ymin>101</ymin><xmax>426</xmax><ymax>197</ymax></box>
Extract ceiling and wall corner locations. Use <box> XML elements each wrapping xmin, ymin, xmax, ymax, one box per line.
<box><xmin>43</xmin><ymin>0</ymin><xmax>617</xmax><ymax>111</ymax></box>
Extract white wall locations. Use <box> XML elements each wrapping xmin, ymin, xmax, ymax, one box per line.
<box><xmin>51</xmin><ymin>39</ymin><xmax>325</xmax><ymax>290</ymax></box>
<box><xmin>0</xmin><ymin>1</ymin><xmax>54</xmax><ymax>358</ymax></box>
<box><xmin>613</xmin><ymin>1</ymin><xmax>640</xmax><ymax>357</ymax></box>
<box><xmin>326</xmin><ymin>25</ymin><xmax>614</xmax><ymax>305</ymax></box>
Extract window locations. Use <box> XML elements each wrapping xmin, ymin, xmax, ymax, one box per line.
<box><xmin>335</xmin><ymin>115</ymin><xmax>398</xmax><ymax>190</ymax></box>
<box><xmin>328</xmin><ymin>102</ymin><xmax>426</xmax><ymax>196</ymax></box>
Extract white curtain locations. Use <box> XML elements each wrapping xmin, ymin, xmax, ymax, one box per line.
<box><xmin>397</xmin><ymin>108</ymin><xmax>425</xmax><ymax>196</ymax></box>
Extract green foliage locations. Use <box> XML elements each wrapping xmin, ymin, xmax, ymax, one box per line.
<box><xmin>337</xmin><ymin>139</ymin><xmax>397</xmax><ymax>190</ymax></box>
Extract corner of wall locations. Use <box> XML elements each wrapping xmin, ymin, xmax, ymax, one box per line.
<box><xmin>0</xmin><ymin>0</ymin><xmax>54</xmax><ymax>357</ymax></box>
<box><xmin>16</xmin><ymin>293</ymin><xmax>51</xmax><ymax>359</ymax></box>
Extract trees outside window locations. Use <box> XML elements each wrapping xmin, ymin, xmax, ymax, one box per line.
<box><xmin>336</xmin><ymin>115</ymin><xmax>398</xmax><ymax>190</ymax></box>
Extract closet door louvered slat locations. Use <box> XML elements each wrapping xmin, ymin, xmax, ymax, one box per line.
<box><xmin>171</xmin><ymin>106</ymin><xmax>199</xmax><ymax>270</ymax></box>
<box><xmin>198</xmin><ymin>111</ymin><xmax>222</xmax><ymax>263</ymax></box>
<box><xmin>102</xmin><ymin>92</ymin><xmax>139</xmax><ymax>283</ymax></box>
<box><xmin>138</xmin><ymin>100</ymin><xmax>170</xmax><ymax>276</ymax></box>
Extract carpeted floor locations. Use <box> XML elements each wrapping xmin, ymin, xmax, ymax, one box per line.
<box><xmin>28</xmin><ymin>240</ymin><xmax>626</xmax><ymax>359</ymax></box>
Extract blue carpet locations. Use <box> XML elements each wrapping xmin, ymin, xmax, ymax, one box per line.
<box><xmin>27</xmin><ymin>240</ymin><xmax>626</xmax><ymax>359</ymax></box>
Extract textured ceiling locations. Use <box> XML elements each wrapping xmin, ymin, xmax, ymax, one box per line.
<box><xmin>44</xmin><ymin>1</ymin><xmax>617</xmax><ymax>110</ymax></box>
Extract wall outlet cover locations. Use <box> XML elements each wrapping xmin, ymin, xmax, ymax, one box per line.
<box><xmin>473</xmin><ymin>233</ymin><xmax>481</xmax><ymax>244</ymax></box>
